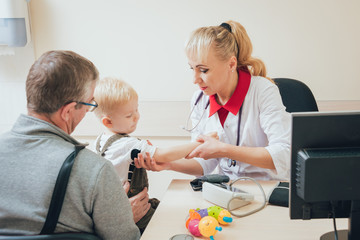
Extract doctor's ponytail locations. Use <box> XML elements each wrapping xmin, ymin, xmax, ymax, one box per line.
<box><xmin>226</xmin><ymin>20</ymin><xmax>268</xmax><ymax>78</ymax></box>
<box><xmin>185</xmin><ymin>20</ymin><xmax>271</xmax><ymax>81</ymax></box>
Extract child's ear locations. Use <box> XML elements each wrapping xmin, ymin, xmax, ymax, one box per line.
<box><xmin>102</xmin><ymin>116</ymin><xmax>113</xmax><ymax>128</ymax></box>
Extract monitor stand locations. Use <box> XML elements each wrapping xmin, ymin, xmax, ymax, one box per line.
<box><xmin>320</xmin><ymin>200</ymin><xmax>360</xmax><ymax>240</ymax></box>
<box><xmin>320</xmin><ymin>230</ymin><xmax>348</xmax><ymax>240</ymax></box>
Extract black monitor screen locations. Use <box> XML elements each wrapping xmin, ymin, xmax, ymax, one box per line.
<box><xmin>290</xmin><ymin>111</ymin><xmax>360</xmax><ymax>240</ymax></box>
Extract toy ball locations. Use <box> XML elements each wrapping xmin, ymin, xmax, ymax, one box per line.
<box><xmin>188</xmin><ymin>219</ymin><xmax>202</xmax><ymax>237</ymax></box>
<box><xmin>207</xmin><ymin>206</ymin><xmax>232</xmax><ymax>225</ymax></box>
<box><xmin>198</xmin><ymin>216</ymin><xmax>222</xmax><ymax>238</ymax></box>
<box><xmin>196</xmin><ymin>207</ymin><xmax>208</xmax><ymax>218</ymax></box>
<box><xmin>186</xmin><ymin>209</ymin><xmax>201</xmax><ymax>229</ymax></box>
<box><xmin>217</xmin><ymin>209</ymin><xmax>232</xmax><ymax>225</ymax></box>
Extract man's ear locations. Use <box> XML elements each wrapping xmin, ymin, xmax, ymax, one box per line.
<box><xmin>102</xmin><ymin>116</ymin><xmax>113</xmax><ymax>129</ymax></box>
<box><xmin>60</xmin><ymin>102</ymin><xmax>77</xmax><ymax>121</ymax></box>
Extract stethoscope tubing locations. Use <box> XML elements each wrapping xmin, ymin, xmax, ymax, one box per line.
<box><xmin>182</xmin><ymin>92</ymin><xmax>209</xmax><ymax>132</ymax></box>
<box><xmin>184</xmin><ymin>91</ymin><xmax>242</xmax><ymax>167</ymax></box>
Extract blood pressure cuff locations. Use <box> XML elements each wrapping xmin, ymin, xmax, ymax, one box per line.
<box><xmin>268</xmin><ymin>182</ymin><xmax>289</xmax><ymax>207</ymax></box>
<box><xmin>190</xmin><ymin>174</ymin><xmax>230</xmax><ymax>191</ymax></box>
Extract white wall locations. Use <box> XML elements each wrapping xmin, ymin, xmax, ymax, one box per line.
<box><xmin>29</xmin><ymin>0</ymin><xmax>360</xmax><ymax>101</ymax></box>
<box><xmin>2</xmin><ymin>0</ymin><xmax>360</xmax><ymax>135</ymax></box>
<box><xmin>25</xmin><ymin>0</ymin><xmax>360</xmax><ymax>137</ymax></box>
<box><xmin>1</xmin><ymin>0</ymin><xmax>360</xmax><ymax>199</ymax></box>
<box><xmin>0</xmin><ymin>46</ymin><xmax>35</xmax><ymax>133</ymax></box>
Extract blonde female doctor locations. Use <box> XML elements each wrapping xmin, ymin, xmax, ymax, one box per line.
<box><xmin>136</xmin><ymin>20</ymin><xmax>291</xmax><ymax>181</ymax></box>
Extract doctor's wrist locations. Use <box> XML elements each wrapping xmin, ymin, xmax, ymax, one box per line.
<box><xmin>219</xmin><ymin>142</ymin><xmax>232</xmax><ymax>157</ymax></box>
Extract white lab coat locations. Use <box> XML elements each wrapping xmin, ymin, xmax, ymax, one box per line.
<box><xmin>191</xmin><ymin>76</ymin><xmax>291</xmax><ymax>180</ymax></box>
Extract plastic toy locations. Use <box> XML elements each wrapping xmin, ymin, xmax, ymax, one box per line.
<box><xmin>185</xmin><ymin>206</ymin><xmax>233</xmax><ymax>239</ymax></box>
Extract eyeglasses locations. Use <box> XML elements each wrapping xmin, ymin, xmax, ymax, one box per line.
<box><xmin>78</xmin><ymin>100</ymin><xmax>98</xmax><ymax>112</ymax></box>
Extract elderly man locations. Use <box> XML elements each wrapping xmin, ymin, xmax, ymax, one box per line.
<box><xmin>0</xmin><ymin>51</ymin><xmax>140</xmax><ymax>240</ymax></box>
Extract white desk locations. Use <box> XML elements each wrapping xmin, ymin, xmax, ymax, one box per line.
<box><xmin>141</xmin><ymin>179</ymin><xmax>347</xmax><ymax>240</ymax></box>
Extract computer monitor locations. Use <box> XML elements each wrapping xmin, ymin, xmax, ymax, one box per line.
<box><xmin>290</xmin><ymin>111</ymin><xmax>360</xmax><ymax>240</ymax></box>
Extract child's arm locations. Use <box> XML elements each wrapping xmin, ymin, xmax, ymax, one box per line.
<box><xmin>152</xmin><ymin>132</ymin><xmax>218</xmax><ymax>163</ymax></box>
<box><xmin>153</xmin><ymin>142</ymin><xmax>201</xmax><ymax>163</ymax></box>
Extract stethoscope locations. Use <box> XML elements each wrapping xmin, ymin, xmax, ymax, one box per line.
<box><xmin>182</xmin><ymin>91</ymin><xmax>242</xmax><ymax>168</ymax></box>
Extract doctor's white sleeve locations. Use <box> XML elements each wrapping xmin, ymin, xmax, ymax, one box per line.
<box><xmin>259</xmin><ymin>83</ymin><xmax>291</xmax><ymax>180</ymax></box>
<box><xmin>194</xmin><ymin>157</ymin><xmax>220</xmax><ymax>176</ymax></box>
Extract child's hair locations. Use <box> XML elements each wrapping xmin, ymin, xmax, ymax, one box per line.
<box><xmin>94</xmin><ymin>77</ymin><xmax>138</xmax><ymax>118</ymax></box>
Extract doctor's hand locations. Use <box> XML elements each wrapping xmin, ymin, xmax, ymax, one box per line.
<box><xmin>134</xmin><ymin>152</ymin><xmax>170</xmax><ymax>172</ymax></box>
<box><xmin>123</xmin><ymin>181</ymin><xmax>151</xmax><ymax>223</ymax></box>
<box><xmin>187</xmin><ymin>134</ymin><xmax>226</xmax><ymax>160</ymax></box>
<box><xmin>204</xmin><ymin>131</ymin><xmax>219</xmax><ymax>140</ymax></box>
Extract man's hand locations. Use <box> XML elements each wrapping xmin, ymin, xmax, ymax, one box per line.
<box><xmin>123</xmin><ymin>182</ymin><xmax>151</xmax><ymax>223</ymax></box>
<box><xmin>123</xmin><ymin>181</ymin><xmax>131</xmax><ymax>194</ymax></box>
<box><xmin>128</xmin><ymin>187</ymin><xmax>151</xmax><ymax>223</ymax></box>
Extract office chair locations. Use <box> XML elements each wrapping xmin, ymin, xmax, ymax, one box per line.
<box><xmin>0</xmin><ymin>233</ymin><xmax>100</xmax><ymax>240</ymax></box>
<box><xmin>273</xmin><ymin>78</ymin><xmax>318</xmax><ymax>113</ymax></box>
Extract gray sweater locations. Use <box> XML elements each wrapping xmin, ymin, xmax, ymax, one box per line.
<box><xmin>0</xmin><ymin>114</ymin><xmax>140</xmax><ymax>240</ymax></box>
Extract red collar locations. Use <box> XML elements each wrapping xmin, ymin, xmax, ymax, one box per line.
<box><xmin>209</xmin><ymin>70</ymin><xmax>251</xmax><ymax>117</ymax></box>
